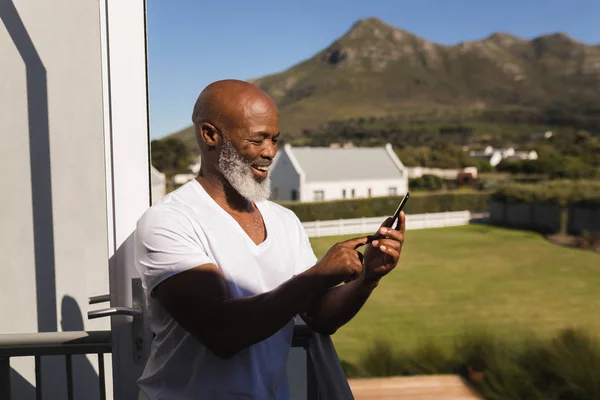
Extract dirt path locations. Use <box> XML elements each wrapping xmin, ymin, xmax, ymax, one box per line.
<box><xmin>348</xmin><ymin>375</ymin><xmax>483</xmax><ymax>400</ymax></box>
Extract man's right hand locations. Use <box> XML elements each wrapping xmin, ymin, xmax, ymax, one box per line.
<box><xmin>308</xmin><ymin>236</ymin><xmax>368</xmax><ymax>288</ymax></box>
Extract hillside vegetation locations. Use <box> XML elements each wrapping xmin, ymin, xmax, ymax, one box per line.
<box><xmin>166</xmin><ymin>17</ymin><xmax>600</xmax><ymax>147</ymax></box>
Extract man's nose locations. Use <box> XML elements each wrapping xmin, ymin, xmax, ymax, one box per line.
<box><xmin>261</xmin><ymin>141</ymin><xmax>277</xmax><ymax>159</ymax></box>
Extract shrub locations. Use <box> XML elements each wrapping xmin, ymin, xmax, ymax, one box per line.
<box><xmin>580</xmin><ymin>230</ymin><xmax>600</xmax><ymax>249</ymax></box>
<box><xmin>279</xmin><ymin>192</ymin><xmax>491</xmax><ymax>222</ymax></box>
<box><xmin>398</xmin><ymin>339</ymin><xmax>453</xmax><ymax>375</ymax></box>
<box><xmin>517</xmin><ymin>328</ymin><xmax>600</xmax><ymax>400</ymax></box>
<box><xmin>344</xmin><ymin>328</ymin><xmax>600</xmax><ymax>399</ymax></box>
<box><xmin>492</xmin><ymin>180</ymin><xmax>600</xmax><ymax>208</ymax></box>
<box><xmin>409</xmin><ymin>175</ymin><xmax>445</xmax><ymax>191</ymax></box>
<box><xmin>356</xmin><ymin>340</ymin><xmax>404</xmax><ymax>377</ymax></box>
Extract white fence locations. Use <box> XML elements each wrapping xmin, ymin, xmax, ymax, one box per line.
<box><xmin>302</xmin><ymin>210</ymin><xmax>472</xmax><ymax>238</ymax></box>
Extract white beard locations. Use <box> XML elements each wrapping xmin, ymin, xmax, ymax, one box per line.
<box><xmin>218</xmin><ymin>136</ymin><xmax>271</xmax><ymax>202</ymax></box>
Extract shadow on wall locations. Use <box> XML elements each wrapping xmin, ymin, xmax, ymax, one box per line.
<box><xmin>10</xmin><ymin>297</ymin><xmax>101</xmax><ymax>400</ymax></box>
<box><xmin>61</xmin><ymin>296</ymin><xmax>101</xmax><ymax>400</ymax></box>
<box><xmin>1</xmin><ymin>0</ymin><xmax>57</xmax><ymax>335</ymax></box>
<box><xmin>2</xmin><ymin>0</ymin><xmax>62</xmax><ymax>398</ymax></box>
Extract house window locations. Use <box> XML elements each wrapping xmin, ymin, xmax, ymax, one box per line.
<box><xmin>291</xmin><ymin>190</ymin><xmax>298</xmax><ymax>201</ymax></box>
<box><xmin>342</xmin><ymin>189</ymin><xmax>346</xmax><ymax>199</ymax></box>
<box><xmin>368</xmin><ymin>188</ymin><xmax>372</xmax><ymax>197</ymax></box>
<box><xmin>313</xmin><ymin>190</ymin><xmax>324</xmax><ymax>201</ymax></box>
<box><xmin>351</xmin><ymin>189</ymin><xmax>355</xmax><ymax>198</ymax></box>
<box><xmin>388</xmin><ymin>187</ymin><xmax>397</xmax><ymax>196</ymax></box>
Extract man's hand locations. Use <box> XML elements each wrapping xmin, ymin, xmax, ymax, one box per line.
<box><xmin>300</xmin><ymin>224</ymin><xmax>403</xmax><ymax>335</ymax></box>
<box><xmin>309</xmin><ymin>236</ymin><xmax>368</xmax><ymax>289</ymax></box>
<box><xmin>362</xmin><ymin>211</ymin><xmax>405</xmax><ymax>284</ymax></box>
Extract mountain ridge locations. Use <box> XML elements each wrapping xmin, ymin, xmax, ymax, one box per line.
<box><xmin>166</xmin><ymin>17</ymin><xmax>600</xmax><ymax>147</ymax></box>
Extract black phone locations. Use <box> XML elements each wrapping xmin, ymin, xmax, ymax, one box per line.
<box><xmin>388</xmin><ymin>191</ymin><xmax>410</xmax><ymax>231</ymax></box>
<box><xmin>367</xmin><ymin>191</ymin><xmax>409</xmax><ymax>243</ymax></box>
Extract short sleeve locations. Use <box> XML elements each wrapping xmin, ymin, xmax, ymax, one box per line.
<box><xmin>134</xmin><ymin>206</ymin><xmax>213</xmax><ymax>294</ymax></box>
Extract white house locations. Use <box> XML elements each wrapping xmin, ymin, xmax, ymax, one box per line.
<box><xmin>270</xmin><ymin>143</ymin><xmax>408</xmax><ymax>202</ymax></box>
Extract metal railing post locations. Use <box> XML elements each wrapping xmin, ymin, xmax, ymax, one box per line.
<box><xmin>35</xmin><ymin>355</ymin><xmax>41</xmax><ymax>400</ymax></box>
<box><xmin>0</xmin><ymin>357</ymin><xmax>11</xmax><ymax>399</ymax></box>
<box><xmin>98</xmin><ymin>353</ymin><xmax>106</xmax><ymax>400</ymax></box>
<box><xmin>66</xmin><ymin>354</ymin><xmax>74</xmax><ymax>400</ymax></box>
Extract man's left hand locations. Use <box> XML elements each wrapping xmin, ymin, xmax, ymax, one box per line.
<box><xmin>362</xmin><ymin>211</ymin><xmax>405</xmax><ymax>285</ymax></box>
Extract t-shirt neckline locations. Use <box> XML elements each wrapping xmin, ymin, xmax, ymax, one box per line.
<box><xmin>190</xmin><ymin>179</ymin><xmax>272</xmax><ymax>250</ymax></box>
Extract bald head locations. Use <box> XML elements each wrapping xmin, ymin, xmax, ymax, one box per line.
<box><xmin>192</xmin><ymin>80</ymin><xmax>278</xmax><ymax>143</ymax></box>
<box><xmin>191</xmin><ymin>80</ymin><xmax>280</xmax><ymax>203</ymax></box>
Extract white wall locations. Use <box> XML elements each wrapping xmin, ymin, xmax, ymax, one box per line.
<box><xmin>270</xmin><ymin>148</ymin><xmax>301</xmax><ymax>201</ymax></box>
<box><xmin>407</xmin><ymin>166</ymin><xmax>479</xmax><ymax>180</ymax></box>
<box><xmin>302</xmin><ymin>178</ymin><xmax>408</xmax><ymax>202</ymax></box>
<box><xmin>1</xmin><ymin>0</ymin><xmax>111</xmax><ymax>398</ymax></box>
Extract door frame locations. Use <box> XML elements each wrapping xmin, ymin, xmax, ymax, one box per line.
<box><xmin>100</xmin><ymin>0</ymin><xmax>151</xmax><ymax>398</ymax></box>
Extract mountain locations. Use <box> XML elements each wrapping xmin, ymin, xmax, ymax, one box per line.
<box><xmin>166</xmin><ymin>17</ymin><xmax>600</xmax><ymax>146</ymax></box>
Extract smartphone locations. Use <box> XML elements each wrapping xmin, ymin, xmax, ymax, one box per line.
<box><xmin>367</xmin><ymin>191</ymin><xmax>409</xmax><ymax>243</ymax></box>
<box><xmin>388</xmin><ymin>191</ymin><xmax>410</xmax><ymax>231</ymax></box>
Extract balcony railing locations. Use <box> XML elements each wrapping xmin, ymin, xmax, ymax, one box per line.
<box><xmin>0</xmin><ymin>330</ymin><xmax>111</xmax><ymax>400</ymax></box>
<box><xmin>0</xmin><ymin>322</ymin><xmax>351</xmax><ymax>399</ymax></box>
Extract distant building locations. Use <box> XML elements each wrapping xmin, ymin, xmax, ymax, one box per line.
<box><xmin>172</xmin><ymin>155</ymin><xmax>201</xmax><ymax>186</ymax></box>
<box><xmin>407</xmin><ymin>166</ymin><xmax>478</xmax><ymax>180</ymax></box>
<box><xmin>189</xmin><ymin>155</ymin><xmax>202</xmax><ymax>174</ymax></box>
<box><xmin>469</xmin><ymin>146</ymin><xmax>537</xmax><ymax>167</ymax></box>
<box><xmin>151</xmin><ymin>166</ymin><xmax>166</xmax><ymax>205</ymax></box>
<box><xmin>532</xmin><ymin>131</ymin><xmax>553</xmax><ymax>140</ymax></box>
<box><xmin>270</xmin><ymin>143</ymin><xmax>408</xmax><ymax>202</ymax></box>
<box><xmin>505</xmin><ymin>150</ymin><xmax>538</xmax><ymax>162</ymax></box>
<box><xmin>173</xmin><ymin>173</ymin><xmax>196</xmax><ymax>185</ymax></box>
<box><xmin>469</xmin><ymin>148</ymin><xmax>504</xmax><ymax>167</ymax></box>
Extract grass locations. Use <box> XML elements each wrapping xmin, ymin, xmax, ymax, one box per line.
<box><xmin>309</xmin><ymin>224</ymin><xmax>600</xmax><ymax>364</ymax></box>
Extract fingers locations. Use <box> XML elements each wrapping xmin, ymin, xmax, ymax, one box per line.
<box><xmin>372</xmin><ymin>238</ymin><xmax>401</xmax><ymax>252</ymax></box>
<box><xmin>340</xmin><ymin>236</ymin><xmax>369</xmax><ymax>250</ymax></box>
<box><xmin>373</xmin><ymin>226</ymin><xmax>404</xmax><ymax>244</ymax></box>
<box><xmin>397</xmin><ymin>211</ymin><xmax>406</xmax><ymax>233</ymax></box>
<box><xmin>339</xmin><ymin>245</ymin><xmax>364</xmax><ymax>274</ymax></box>
<box><xmin>371</xmin><ymin>238</ymin><xmax>400</xmax><ymax>257</ymax></box>
<box><xmin>376</xmin><ymin>243</ymin><xmax>399</xmax><ymax>260</ymax></box>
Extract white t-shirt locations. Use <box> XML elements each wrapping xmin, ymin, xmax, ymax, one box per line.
<box><xmin>134</xmin><ymin>179</ymin><xmax>318</xmax><ymax>400</ymax></box>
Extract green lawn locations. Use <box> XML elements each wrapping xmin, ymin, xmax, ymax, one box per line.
<box><xmin>309</xmin><ymin>224</ymin><xmax>600</xmax><ymax>364</ymax></box>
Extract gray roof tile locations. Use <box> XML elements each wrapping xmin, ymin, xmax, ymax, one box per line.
<box><xmin>289</xmin><ymin>146</ymin><xmax>404</xmax><ymax>182</ymax></box>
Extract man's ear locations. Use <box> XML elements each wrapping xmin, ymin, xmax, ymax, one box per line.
<box><xmin>199</xmin><ymin>122</ymin><xmax>222</xmax><ymax>148</ymax></box>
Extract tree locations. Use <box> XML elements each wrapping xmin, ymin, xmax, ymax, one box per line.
<box><xmin>151</xmin><ymin>138</ymin><xmax>194</xmax><ymax>177</ymax></box>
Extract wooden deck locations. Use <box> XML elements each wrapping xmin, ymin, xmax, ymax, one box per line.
<box><xmin>348</xmin><ymin>375</ymin><xmax>483</xmax><ymax>400</ymax></box>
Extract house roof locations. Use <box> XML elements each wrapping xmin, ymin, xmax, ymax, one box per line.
<box><xmin>285</xmin><ymin>144</ymin><xmax>405</xmax><ymax>182</ymax></box>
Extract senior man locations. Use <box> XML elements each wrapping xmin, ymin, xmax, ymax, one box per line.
<box><xmin>134</xmin><ymin>79</ymin><xmax>405</xmax><ymax>399</ymax></box>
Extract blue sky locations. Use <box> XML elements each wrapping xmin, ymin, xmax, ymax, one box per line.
<box><xmin>146</xmin><ymin>0</ymin><xmax>600</xmax><ymax>139</ymax></box>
